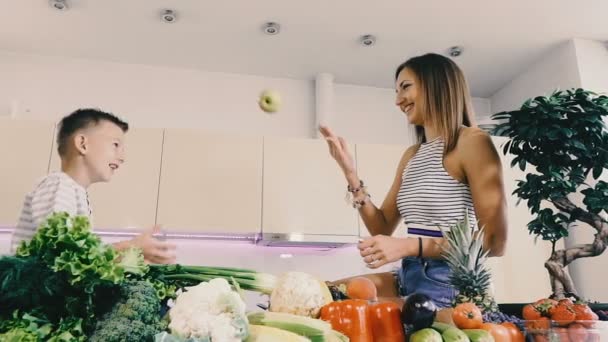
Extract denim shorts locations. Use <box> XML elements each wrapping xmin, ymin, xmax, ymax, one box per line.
<box><xmin>394</xmin><ymin>257</ymin><xmax>457</xmax><ymax>308</ymax></box>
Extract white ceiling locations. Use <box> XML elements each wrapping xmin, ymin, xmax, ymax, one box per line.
<box><xmin>1</xmin><ymin>0</ymin><xmax>607</xmax><ymax>97</ymax></box>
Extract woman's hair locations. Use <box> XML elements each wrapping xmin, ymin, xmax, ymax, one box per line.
<box><xmin>395</xmin><ymin>53</ymin><xmax>476</xmax><ymax>153</ymax></box>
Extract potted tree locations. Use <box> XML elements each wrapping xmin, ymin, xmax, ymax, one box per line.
<box><xmin>491</xmin><ymin>88</ymin><xmax>608</xmax><ymax>303</ymax></box>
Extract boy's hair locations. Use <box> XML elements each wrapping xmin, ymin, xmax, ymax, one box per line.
<box><xmin>57</xmin><ymin>108</ymin><xmax>129</xmax><ymax>156</ymax></box>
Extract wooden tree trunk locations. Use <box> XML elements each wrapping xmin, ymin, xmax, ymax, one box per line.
<box><xmin>548</xmin><ymin>198</ymin><xmax>608</xmax><ymax>299</ymax></box>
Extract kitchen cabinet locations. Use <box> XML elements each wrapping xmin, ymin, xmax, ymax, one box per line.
<box><xmin>156</xmin><ymin>130</ymin><xmax>263</xmax><ymax>235</ymax></box>
<box><xmin>261</xmin><ymin>137</ymin><xmax>359</xmax><ymax>242</ymax></box>
<box><xmin>0</xmin><ymin>119</ymin><xmax>55</xmax><ymax>226</ymax></box>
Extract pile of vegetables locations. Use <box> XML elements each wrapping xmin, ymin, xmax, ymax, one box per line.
<box><xmin>0</xmin><ymin>213</ymin><xmax>350</xmax><ymax>341</ymax></box>
<box><xmin>0</xmin><ymin>212</ymin><xmax>151</xmax><ymax>340</ymax></box>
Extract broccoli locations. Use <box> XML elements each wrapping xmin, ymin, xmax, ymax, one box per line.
<box><xmin>89</xmin><ymin>279</ymin><xmax>167</xmax><ymax>342</ymax></box>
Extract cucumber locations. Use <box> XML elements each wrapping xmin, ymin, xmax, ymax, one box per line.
<box><xmin>442</xmin><ymin>327</ymin><xmax>470</xmax><ymax>342</ymax></box>
<box><xmin>431</xmin><ymin>321</ymin><xmax>453</xmax><ymax>333</ymax></box>
<box><xmin>462</xmin><ymin>329</ymin><xmax>495</xmax><ymax>342</ymax></box>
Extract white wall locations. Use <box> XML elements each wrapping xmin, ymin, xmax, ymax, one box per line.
<box><xmin>1</xmin><ymin>51</ymin><xmax>490</xmax><ymax>145</ymax></box>
<box><xmin>490</xmin><ymin>40</ymin><xmax>582</xmax><ymax>113</ymax></box>
<box><xmin>490</xmin><ymin>38</ymin><xmax>608</xmax><ymax>302</ymax></box>
<box><xmin>574</xmin><ymin>38</ymin><xmax>608</xmax><ymax>95</ymax></box>
<box><xmin>567</xmin><ymin>39</ymin><xmax>608</xmax><ymax>302</ymax></box>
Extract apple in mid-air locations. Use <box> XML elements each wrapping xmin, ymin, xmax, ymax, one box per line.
<box><xmin>258</xmin><ymin>90</ymin><xmax>281</xmax><ymax>113</ymax></box>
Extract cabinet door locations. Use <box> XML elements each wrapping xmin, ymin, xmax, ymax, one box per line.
<box><xmin>0</xmin><ymin>120</ymin><xmax>55</xmax><ymax>225</ymax></box>
<box><xmin>262</xmin><ymin>137</ymin><xmax>358</xmax><ymax>237</ymax></box>
<box><xmin>50</xmin><ymin>127</ymin><xmax>163</xmax><ymax>230</ymax></box>
<box><xmin>156</xmin><ymin>130</ymin><xmax>263</xmax><ymax>234</ymax></box>
<box><xmin>355</xmin><ymin>143</ymin><xmax>408</xmax><ymax>238</ymax></box>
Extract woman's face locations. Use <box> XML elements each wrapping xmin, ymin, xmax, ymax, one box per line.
<box><xmin>395</xmin><ymin>68</ymin><xmax>424</xmax><ymax>126</ymax></box>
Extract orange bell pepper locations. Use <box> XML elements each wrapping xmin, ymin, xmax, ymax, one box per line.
<box><xmin>320</xmin><ymin>299</ymin><xmax>405</xmax><ymax>342</ymax></box>
<box><xmin>320</xmin><ymin>299</ymin><xmax>373</xmax><ymax>342</ymax></box>
<box><xmin>368</xmin><ymin>301</ymin><xmax>406</xmax><ymax>342</ymax></box>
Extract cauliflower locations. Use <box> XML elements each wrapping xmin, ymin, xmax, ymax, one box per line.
<box><xmin>168</xmin><ymin>278</ymin><xmax>248</xmax><ymax>342</ymax></box>
<box><xmin>269</xmin><ymin>271</ymin><xmax>333</xmax><ymax>318</ymax></box>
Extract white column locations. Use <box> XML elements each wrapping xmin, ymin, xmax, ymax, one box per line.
<box><xmin>314</xmin><ymin>73</ymin><xmax>334</xmax><ymax>138</ymax></box>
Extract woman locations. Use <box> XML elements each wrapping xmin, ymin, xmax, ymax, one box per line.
<box><xmin>320</xmin><ymin>53</ymin><xmax>508</xmax><ymax>308</ymax></box>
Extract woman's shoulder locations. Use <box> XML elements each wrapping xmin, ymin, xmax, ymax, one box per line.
<box><xmin>457</xmin><ymin>126</ymin><xmax>493</xmax><ymax>149</ymax></box>
<box><xmin>456</xmin><ymin>126</ymin><xmax>500</xmax><ymax>164</ymax></box>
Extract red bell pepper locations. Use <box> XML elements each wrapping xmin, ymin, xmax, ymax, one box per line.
<box><xmin>320</xmin><ymin>299</ymin><xmax>405</xmax><ymax>342</ymax></box>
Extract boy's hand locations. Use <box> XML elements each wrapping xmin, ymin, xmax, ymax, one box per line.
<box><xmin>132</xmin><ymin>225</ymin><xmax>177</xmax><ymax>264</ymax></box>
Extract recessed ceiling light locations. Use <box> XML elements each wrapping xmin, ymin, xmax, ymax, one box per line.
<box><xmin>448</xmin><ymin>46</ymin><xmax>464</xmax><ymax>57</ymax></box>
<box><xmin>262</xmin><ymin>22</ymin><xmax>280</xmax><ymax>35</ymax></box>
<box><xmin>360</xmin><ymin>35</ymin><xmax>376</xmax><ymax>47</ymax></box>
<box><xmin>49</xmin><ymin>0</ymin><xmax>69</xmax><ymax>11</ymax></box>
<box><xmin>161</xmin><ymin>9</ymin><xmax>177</xmax><ymax>23</ymax></box>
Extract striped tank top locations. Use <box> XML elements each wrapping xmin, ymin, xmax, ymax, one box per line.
<box><xmin>397</xmin><ymin>137</ymin><xmax>476</xmax><ymax>237</ymax></box>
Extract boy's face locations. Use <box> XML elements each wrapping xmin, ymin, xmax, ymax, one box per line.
<box><xmin>77</xmin><ymin>120</ymin><xmax>126</xmax><ymax>183</ymax></box>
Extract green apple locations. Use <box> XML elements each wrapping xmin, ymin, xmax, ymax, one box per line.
<box><xmin>258</xmin><ymin>89</ymin><xmax>281</xmax><ymax>113</ymax></box>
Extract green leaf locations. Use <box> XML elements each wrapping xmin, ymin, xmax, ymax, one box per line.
<box><xmin>572</xmin><ymin>140</ymin><xmax>587</xmax><ymax>150</ymax></box>
<box><xmin>518</xmin><ymin>157</ymin><xmax>527</xmax><ymax>171</ymax></box>
<box><xmin>502</xmin><ymin>140</ymin><xmax>512</xmax><ymax>155</ymax></box>
<box><xmin>593</xmin><ymin>165</ymin><xmax>604</xmax><ymax>179</ymax></box>
<box><xmin>511</xmin><ymin>156</ymin><xmax>520</xmax><ymax>168</ymax></box>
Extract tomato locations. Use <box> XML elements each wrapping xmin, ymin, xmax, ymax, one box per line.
<box><xmin>525</xmin><ymin>317</ymin><xmax>551</xmax><ymax>331</ymax></box>
<box><xmin>550</xmin><ymin>304</ymin><xmax>576</xmax><ymax>326</ymax></box>
<box><xmin>480</xmin><ymin>322</ymin><xmax>511</xmax><ymax>342</ymax></box>
<box><xmin>500</xmin><ymin>322</ymin><xmax>525</xmax><ymax>342</ymax></box>
<box><xmin>452</xmin><ymin>303</ymin><xmax>482</xmax><ymax>329</ymax></box>
<box><xmin>522</xmin><ymin>304</ymin><xmax>542</xmax><ymax>320</ymax></box>
<box><xmin>572</xmin><ymin>303</ymin><xmax>597</xmax><ymax>327</ymax></box>
<box><xmin>534</xmin><ymin>298</ymin><xmax>557</xmax><ymax>316</ymax></box>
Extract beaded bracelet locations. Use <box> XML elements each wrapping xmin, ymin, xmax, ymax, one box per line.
<box><xmin>352</xmin><ymin>194</ymin><xmax>370</xmax><ymax>209</ymax></box>
<box><xmin>345</xmin><ymin>180</ymin><xmax>370</xmax><ymax>209</ymax></box>
<box><xmin>347</xmin><ymin>180</ymin><xmax>365</xmax><ymax>193</ymax></box>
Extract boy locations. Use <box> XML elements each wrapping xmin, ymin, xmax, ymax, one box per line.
<box><xmin>11</xmin><ymin>108</ymin><xmax>176</xmax><ymax>264</ymax></box>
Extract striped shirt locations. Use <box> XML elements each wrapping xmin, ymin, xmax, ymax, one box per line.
<box><xmin>397</xmin><ymin>137</ymin><xmax>476</xmax><ymax>238</ymax></box>
<box><xmin>10</xmin><ymin>172</ymin><xmax>92</xmax><ymax>253</ymax></box>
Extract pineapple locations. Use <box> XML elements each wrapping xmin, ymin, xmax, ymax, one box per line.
<box><xmin>441</xmin><ymin>213</ymin><xmax>498</xmax><ymax>313</ymax></box>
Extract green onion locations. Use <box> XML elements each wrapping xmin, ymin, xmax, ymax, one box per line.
<box><xmin>149</xmin><ymin>265</ymin><xmax>277</xmax><ymax>295</ymax></box>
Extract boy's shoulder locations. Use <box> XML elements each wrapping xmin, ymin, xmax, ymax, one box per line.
<box><xmin>31</xmin><ymin>172</ymin><xmax>81</xmax><ymax>193</ymax></box>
